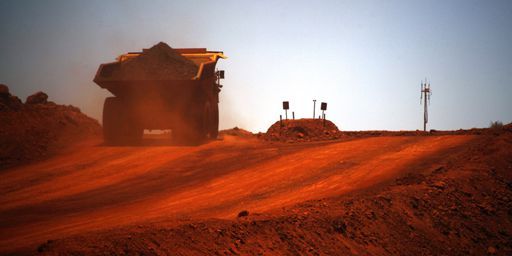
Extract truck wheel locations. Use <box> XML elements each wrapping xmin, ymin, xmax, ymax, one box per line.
<box><xmin>103</xmin><ymin>97</ymin><xmax>142</xmax><ymax>145</ymax></box>
<box><xmin>209</xmin><ymin>102</ymin><xmax>219</xmax><ymax>139</ymax></box>
<box><xmin>189</xmin><ymin>101</ymin><xmax>210</xmax><ymax>143</ymax></box>
<box><xmin>201</xmin><ymin>101</ymin><xmax>212</xmax><ymax>139</ymax></box>
<box><xmin>173</xmin><ymin>101</ymin><xmax>211</xmax><ymax>145</ymax></box>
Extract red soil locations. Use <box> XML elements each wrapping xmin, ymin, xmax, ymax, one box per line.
<box><xmin>1</xmin><ymin>97</ymin><xmax>511</xmax><ymax>255</ymax></box>
<box><xmin>0</xmin><ymin>129</ymin><xmax>510</xmax><ymax>255</ymax></box>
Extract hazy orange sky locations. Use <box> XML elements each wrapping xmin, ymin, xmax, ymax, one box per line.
<box><xmin>1</xmin><ymin>0</ymin><xmax>511</xmax><ymax>131</ymax></box>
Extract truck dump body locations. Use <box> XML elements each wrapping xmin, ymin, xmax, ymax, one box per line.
<box><xmin>93</xmin><ymin>42</ymin><xmax>226</xmax><ymax>145</ymax></box>
<box><xmin>94</xmin><ymin>42</ymin><xmax>225</xmax><ymax>96</ymax></box>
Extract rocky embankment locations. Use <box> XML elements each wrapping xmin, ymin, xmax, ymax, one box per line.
<box><xmin>0</xmin><ymin>84</ymin><xmax>101</xmax><ymax>169</ymax></box>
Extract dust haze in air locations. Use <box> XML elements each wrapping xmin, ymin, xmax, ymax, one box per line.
<box><xmin>1</xmin><ymin>0</ymin><xmax>511</xmax><ymax>131</ymax></box>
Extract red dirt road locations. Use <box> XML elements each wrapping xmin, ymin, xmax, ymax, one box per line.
<box><xmin>0</xmin><ymin>134</ymin><xmax>475</xmax><ymax>254</ymax></box>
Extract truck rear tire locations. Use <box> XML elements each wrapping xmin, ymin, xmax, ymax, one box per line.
<box><xmin>172</xmin><ymin>100</ymin><xmax>214</xmax><ymax>145</ymax></box>
<box><xmin>103</xmin><ymin>97</ymin><xmax>143</xmax><ymax>145</ymax></box>
<box><xmin>188</xmin><ymin>101</ymin><xmax>211</xmax><ymax>143</ymax></box>
<box><xmin>209</xmin><ymin>102</ymin><xmax>219</xmax><ymax>139</ymax></box>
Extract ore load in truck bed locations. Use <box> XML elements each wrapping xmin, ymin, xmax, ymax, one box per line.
<box><xmin>104</xmin><ymin>42</ymin><xmax>199</xmax><ymax>81</ymax></box>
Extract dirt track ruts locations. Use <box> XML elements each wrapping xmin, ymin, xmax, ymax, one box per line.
<box><xmin>0</xmin><ymin>134</ymin><xmax>475</xmax><ymax>254</ymax></box>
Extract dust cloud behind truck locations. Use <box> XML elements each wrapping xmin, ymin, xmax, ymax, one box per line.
<box><xmin>93</xmin><ymin>42</ymin><xmax>226</xmax><ymax>145</ymax></box>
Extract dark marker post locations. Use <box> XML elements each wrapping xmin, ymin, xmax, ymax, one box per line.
<box><xmin>321</xmin><ymin>102</ymin><xmax>327</xmax><ymax>126</ymax></box>
<box><xmin>282</xmin><ymin>101</ymin><xmax>289</xmax><ymax>120</ymax></box>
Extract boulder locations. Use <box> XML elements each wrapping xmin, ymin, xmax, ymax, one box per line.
<box><xmin>0</xmin><ymin>91</ymin><xmax>23</xmax><ymax>111</ymax></box>
<box><xmin>8</xmin><ymin>95</ymin><xmax>23</xmax><ymax>110</ymax></box>
<box><xmin>26</xmin><ymin>91</ymin><xmax>48</xmax><ymax>104</ymax></box>
<box><xmin>0</xmin><ymin>84</ymin><xmax>9</xmax><ymax>95</ymax></box>
<box><xmin>237</xmin><ymin>210</ymin><xmax>249</xmax><ymax>218</ymax></box>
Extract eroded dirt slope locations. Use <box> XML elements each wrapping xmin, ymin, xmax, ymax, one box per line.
<box><xmin>33</xmin><ymin>132</ymin><xmax>512</xmax><ymax>256</ymax></box>
<box><xmin>1</xmin><ymin>130</ymin><xmax>506</xmax><ymax>255</ymax></box>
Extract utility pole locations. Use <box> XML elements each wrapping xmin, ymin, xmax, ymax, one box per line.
<box><xmin>420</xmin><ymin>79</ymin><xmax>432</xmax><ymax>131</ymax></box>
<box><xmin>313</xmin><ymin>99</ymin><xmax>316</xmax><ymax>119</ymax></box>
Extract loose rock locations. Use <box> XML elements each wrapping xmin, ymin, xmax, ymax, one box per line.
<box><xmin>0</xmin><ymin>84</ymin><xmax>9</xmax><ymax>95</ymax></box>
<box><xmin>26</xmin><ymin>91</ymin><xmax>48</xmax><ymax>104</ymax></box>
<box><xmin>237</xmin><ymin>210</ymin><xmax>249</xmax><ymax>218</ymax></box>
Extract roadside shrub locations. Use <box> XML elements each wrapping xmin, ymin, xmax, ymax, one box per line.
<box><xmin>489</xmin><ymin>121</ymin><xmax>503</xmax><ymax>130</ymax></box>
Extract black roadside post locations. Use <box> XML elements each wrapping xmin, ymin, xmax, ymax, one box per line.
<box><xmin>282</xmin><ymin>101</ymin><xmax>289</xmax><ymax>120</ymax></box>
<box><xmin>321</xmin><ymin>102</ymin><xmax>327</xmax><ymax>127</ymax></box>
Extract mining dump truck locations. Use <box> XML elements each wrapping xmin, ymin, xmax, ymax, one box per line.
<box><xmin>93</xmin><ymin>42</ymin><xmax>226</xmax><ymax>145</ymax></box>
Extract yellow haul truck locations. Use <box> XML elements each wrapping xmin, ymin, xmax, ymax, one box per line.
<box><xmin>93</xmin><ymin>43</ymin><xmax>226</xmax><ymax>145</ymax></box>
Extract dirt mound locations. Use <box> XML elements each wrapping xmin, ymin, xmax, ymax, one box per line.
<box><xmin>264</xmin><ymin>118</ymin><xmax>342</xmax><ymax>142</ymax></box>
<box><xmin>110</xmin><ymin>42</ymin><xmax>199</xmax><ymax>80</ymax></box>
<box><xmin>219</xmin><ymin>127</ymin><xmax>254</xmax><ymax>138</ymax></box>
<box><xmin>0</xmin><ymin>87</ymin><xmax>101</xmax><ymax>169</ymax></box>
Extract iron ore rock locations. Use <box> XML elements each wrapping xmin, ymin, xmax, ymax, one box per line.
<box><xmin>26</xmin><ymin>91</ymin><xmax>48</xmax><ymax>104</ymax></box>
